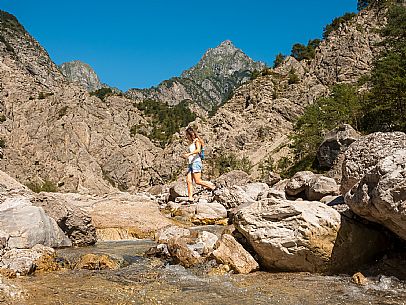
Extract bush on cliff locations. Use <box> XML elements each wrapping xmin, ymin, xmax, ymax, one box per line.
<box><xmin>273</xmin><ymin>53</ymin><xmax>286</xmax><ymax>68</ymax></box>
<box><xmin>361</xmin><ymin>4</ymin><xmax>406</xmax><ymax>132</ymax></box>
<box><xmin>90</xmin><ymin>88</ymin><xmax>114</xmax><ymax>100</ymax></box>
<box><xmin>323</xmin><ymin>13</ymin><xmax>357</xmax><ymax>39</ymax></box>
<box><xmin>283</xmin><ymin>84</ymin><xmax>363</xmax><ymax>176</ymax></box>
<box><xmin>26</xmin><ymin>180</ymin><xmax>58</xmax><ymax>193</ymax></box>
<box><xmin>291</xmin><ymin>39</ymin><xmax>321</xmax><ymax>61</ymax></box>
<box><xmin>283</xmin><ymin>3</ymin><xmax>406</xmax><ymax>177</ymax></box>
<box><xmin>133</xmin><ymin>99</ymin><xmax>196</xmax><ymax>147</ymax></box>
<box><xmin>207</xmin><ymin>152</ymin><xmax>253</xmax><ymax>176</ymax></box>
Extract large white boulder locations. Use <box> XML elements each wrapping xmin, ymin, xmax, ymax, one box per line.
<box><xmin>234</xmin><ymin>197</ymin><xmax>387</xmax><ymax>273</ymax></box>
<box><xmin>0</xmin><ymin>197</ymin><xmax>71</xmax><ymax>249</ymax></box>
<box><xmin>342</xmin><ymin>132</ymin><xmax>406</xmax><ymax>240</ymax></box>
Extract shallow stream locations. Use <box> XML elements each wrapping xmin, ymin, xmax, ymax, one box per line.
<box><xmin>4</xmin><ymin>240</ymin><xmax>406</xmax><ymax>305</ymax></box>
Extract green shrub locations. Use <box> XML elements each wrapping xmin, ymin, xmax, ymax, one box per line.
<box><xmin>0</xmin><ymin>115</ymin><xmax>6</xmax><ymax>123</ymax></box>
<box><xmin>361</xmin><ymin>4</ymin><xmax>406</xmax><ymax>133</ymax></box>
<box><xmin>133</xmin><ymin>99</ymin><xmax>196</xmax><ymax>147</ymax></box>
<box><xmin>250</xmin><ymin>68</ymin><xmax>274</xmax><ymax>80</ymax></box>
<box><xmin>58</xmin><ymin>106</ymin><xmax>68</xmax><ymax>118</ymax></box>
<box><xmin>38</xmin><ymin>92</ymin><xmax>54</xmax><ymax>99</ymax></box>
<box><xmin>284</xmin><ymin>84</ymin><xmax>363</xmax><ymax>176</ymax></box>
<box><xmin>26</xmin><ymin>180</ymin><xmax>58</xmax><ymax>193</ymax></box>
<box><xmin>208</xmin><ymin>153</ymin><xmax>253</xmax><ymax>176</ymax></box>
<box><xmin>0</xmin><ymin>138</ymin><xmax>5</xmax><ymax>148</ymax></box>
<box><xmin>130</xmin><ymin>125</ymin><xmax>138</xmax><ymax>136</ymax></box>
<box><xmin>273</xmin><ymin>53</ymin><xmax>286</xmax><ymax>68</ymax></box>
<box><xmin>90</xmin><ymin>88</ymin><xmax>114</xmax><ymax>101</ymax></box>
<box><xmin>323</xmin><ymin>13</ymin><xmax>357</xmax><ymax>39</ymax></box>
<box><xmin>291</xmin><ymin>39</ymin><xmax>321</xmax><ymax>61</ymax></box>
<box><xmin>258</xmin><ymin>155</ymin><xmax>275</xmax><ymax>180</ymax></box>
<box><xmin>288</xmin><ymin>68</ymin><xmax>300</xmax><ymax>84</ymax></box>
<box><xmin>250</xmin><ymin>70</ymin><xmax>261</xmax><ymax>80</ymax></box>
<box><xmin>238</xmin><ymin>156</ymin><xmax>253</xmax><ymax>174</ymax></box>
<box><xmin>0</xmin><ymin>34</ymin><xmax>14</xmax><ymax>53</ymax></box>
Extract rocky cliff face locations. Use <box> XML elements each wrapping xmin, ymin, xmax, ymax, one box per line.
<box><xmin>126</xmin><ymin>40</ymin><xmax>265</xmax><ymax>111</ymax></box>
<box><xmin>155</xmin><ymin>9</ymin><xmax>386</xmax><ymax>180</ymax></box>
<box><xmin>0</xmin><ymin>7</ymin><xmax>387</xmax><ymax>193</ymax></box>
<box><xmin>59</xmin><ymin>60</ymin><xmax>104</xmax><ymax>92</ymax></box>
<box><xmin>0</xmin><ymin>11</ymin><xmax>66</xmax><ymax>90</ymax></box>
<box><xmin>0</xmin><ymin>10</ymin><xmax>161</xmax><ymax>194</ymax></box>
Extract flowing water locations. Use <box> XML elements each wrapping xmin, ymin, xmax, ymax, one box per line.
<box><xmin>2</xmin><ymin>240</ymin><xmax>406</xmax><ymax>305</ymax></box>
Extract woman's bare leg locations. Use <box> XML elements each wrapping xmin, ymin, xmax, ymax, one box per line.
<box><xmin>192</xmin><ymin>172</ymin><xmax>215</xmax><ymax>190</ymax></box>
<box><xmin>186</xmin><ymin>172</ymin><xmax>194</xmax><ymax>200</ymax></box>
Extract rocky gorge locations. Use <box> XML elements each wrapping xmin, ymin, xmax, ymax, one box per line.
<box><xmin>0</xmin><ymin>3</ymin><xmax>405</xmax><ymax>305</ymax></box>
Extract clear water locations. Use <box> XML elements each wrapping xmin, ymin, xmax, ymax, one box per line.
<box><xmin>4</xmin><ymin>240</ymin><xmax>406</xmax><ymax>305</ymax></box>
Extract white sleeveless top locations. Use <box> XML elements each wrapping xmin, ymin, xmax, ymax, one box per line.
<box><xmin>188</xmin><ymin>139</ymin><xmax>202</xmax><ymax>164</ymax></box>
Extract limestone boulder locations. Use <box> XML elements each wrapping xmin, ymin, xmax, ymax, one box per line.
<box><xmin>214</xmin><ymin>170</ymin><xmax>251</xmax><ymax>188</ymax></box>
<box><xmin>317</xmin><ymin>124</ymin><xmax>360</xmax><ymax>169</ymax></box>
<box><xmin>212</xmin><ymin>234</ymin><xmax>259</xmax><ymax>274</ymax></box>
<box><xmin>341</xmin><ymin>132</ymin><xmax>406</xmax><ymax>194</ymax></box>
<box><xmin>0</xmin><ymin>197</ymin><xmax>71</xmax><ymax>249</ymax></box>
<box><xmin>306</xmin><ymin>176</ymin><xmax>340</xmax><ymax>201</ymax></box>
<box><xmin>285</xmin><ymin>171</ymin><xmax>339</xmax><ymax>201</ymax></box>
<box><xmin>234</xmin><ymin>198</ymin><xmax>341</xmax><ymax>272</ymax></box>
<box><xmin>285</xmin><ymin>171</ymin><xmax>315</xmax><ymax>196</ymax></box>
<box><xmin>166</xmin><ymin>237</ymin><xmax>204</xmax><ymax>268</ymax></box>
<box><xmin>169</xmin><ymin>179</ymin><xmax>188</xmax><ymax>201</ymax></box>
<box><xmin>213</xmin><ymin>186</ymin><xmax>255</xmax><ymax>209</ymax></box>
<box><xmin>192</xmin><ymin>201</ymin><xmax>227</xmax><ymax>225</ymax></box>
<box><xmin>0</xmin><ymin>245</ymin><xmax>55</xmax><ymax>275</ymax></box>
<box><xmin>74</xmin><ymin>253</ymin><xmax>122</xmax><ymax>270</ymax></box>
<box><xmin>32</xmin><ymin>193</ymin><xmax>96</xmax><ymax>246</ymax></box>
<box><xmin>265</xmin><ymin>189</ymin><xmax>286</xmax><ymax>201</ymax></box>
<box><xmin>155</xmin><ymin>226</ymin><xmax>191</xmax><ymax>244</ymax></box>
<box><xmin>151</xmin><ymin>229</ymin><xmax>218</xmax><ymax>267</ymax></box>
<box><xmin>234</xmin><ymin>197</ymin><xmax>388</xmax><ymax>273</ymax></box>
<box><xmin>341</xmin><ymin>132</ymin><xmax>406</xmax><ymax>240</ymax></box>
<box><xmin>53</xmin><ymin>192</ymin><xmax>176</xmax><ymax>241</ymax></box>
<box><xmin>187</xmin><ymin>231</ymin><xmax>218</xmax><ymax>256</ymax></box>
<box><xmin>242</xmin><ymin>183</ymin><xmax>269</xmax><ymax>201</ymax></box>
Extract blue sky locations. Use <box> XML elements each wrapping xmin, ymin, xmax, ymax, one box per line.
<box><xmin>1</xmin><ymin>1</ymin><xmax>357</xmax><ymax>90</ymax></box>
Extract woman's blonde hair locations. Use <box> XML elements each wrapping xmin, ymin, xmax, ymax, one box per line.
<box><xmin>186</xmin><ymin>126</ymin><xmax>204</xmax><ymax>146</ymax></box>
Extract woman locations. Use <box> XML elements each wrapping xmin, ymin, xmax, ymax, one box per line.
<box><xmin>183</xmin><ymin>126</ymin><xmax>215</xmax><ymax>202</ymax></box>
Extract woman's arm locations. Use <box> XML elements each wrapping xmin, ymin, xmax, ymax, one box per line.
<box><xmin>185</xmin><ymin>139</ymin><xmax>201</xmax><ymax>157</ymax></box>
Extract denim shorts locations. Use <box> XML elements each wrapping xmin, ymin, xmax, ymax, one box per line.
<box><xmin>188</xmin><ymin>161</ymin><xmax>202</xmax><ymax>173</ymax></box>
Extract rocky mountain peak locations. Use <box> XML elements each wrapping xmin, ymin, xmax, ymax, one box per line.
<box><xmin>59</xmin><ymin>60</ymin><xmax>103</xmax><ymax>92</ymax></box>
<box><xmin>126</xmin><ymin>40</ymin><xmax>265</xmax><ymax>111</ymax></box>
<box><xmin>208</xmin><ymin>39</ymin><xmax>239</xmax><ymax>55</ymax></box>
<box><xmin>181</xmin><ymin>40</ymin><xmax>265</xmax><ymax>80</ymax></box>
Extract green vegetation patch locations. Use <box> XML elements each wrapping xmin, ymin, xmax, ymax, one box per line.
<box><xmin>89</xmin><ymin>88</ymin><xmax>114</xmax><ymax>101</ymax></box>
<box><xmin>273</xmin><ymin>53</ymin><xmax>286</xmax><ymax>69</ymax></box>
<box><xmin>26</xmin><ymin>180</ymin><xmax>58</xmax><ymax>193</ymax></box>
<box><xmin>362</xmin><ymin>4</ymin><xmax>406</xmax><ymax>132</ymax></box>
<box><xmin>132</xmin><ymin>99</ymin><xmax>196</xmax><ymax>147</ymax></box>
<box><xmin>323</xmin><ymin>13</ymin><xmax>357</xmax><ymax>39</ymax></box>
<box><xmin>288</xmin><ymin>68</ymin><xmax>300</xmax><ymax>84</ymax></box>
<box><xmin>207</xmin><ymin>152</ymin><xmax>253</xmax><ymax>176</ymax></box>
<box><xmin>281</xmin><ymin>3</ymin><xmax>406</xmax><ymax>177</ymax></box>
<box><xmin>38</xmin><ymin>92</ymin><xmax>54</xmax><ymax>100</ymax></box>
<box><xmin>291</xmin><ymin>39</ymin><xmax>321</xmax><ymax>61</ymax></box>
